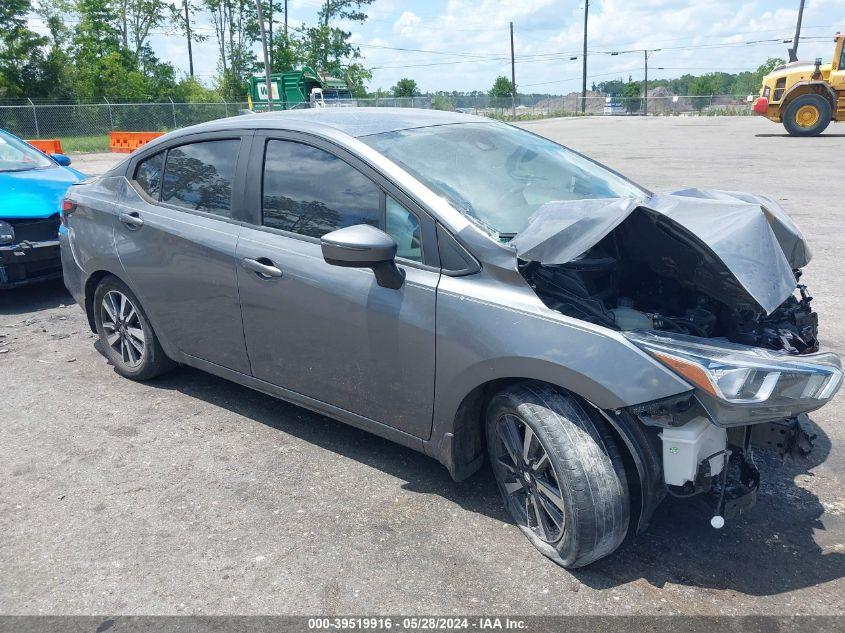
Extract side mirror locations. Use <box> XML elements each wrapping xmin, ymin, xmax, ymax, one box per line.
<box><xmin>51</xmin><ymin>153</ymin><xmax>72</xmax><ymax>166</ymax></box>
<box><xmin>321</xmin><ymin>224</ymin><xmax>406</xmax><ymax>290</ymax></box>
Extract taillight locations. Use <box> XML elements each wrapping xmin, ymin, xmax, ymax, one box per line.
<box><xmin>60</xmin><ymin>199</ymin><xmax>77</xmax><ymax>226</ymax></box>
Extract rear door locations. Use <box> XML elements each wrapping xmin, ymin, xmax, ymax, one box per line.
<box><xmin>115</xmin><ymin>131</ymin><xmax>252</xmax><ymax>373</ymax></box>
<box><xmin>235</xmin><ymin>132</ymin><xmax>440</xmax><ymax>438</ymax></box>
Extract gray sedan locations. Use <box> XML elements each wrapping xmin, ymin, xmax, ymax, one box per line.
<box><xmin>59</xmin><ymin>108</ymin><xmax>842</xmax><ymax>567</ymax></box>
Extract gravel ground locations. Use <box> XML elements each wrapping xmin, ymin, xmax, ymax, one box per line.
<box><xmin>1</xmin><ymin>116</ymin><xmax>843</xmax><ymax>615</ymax></box>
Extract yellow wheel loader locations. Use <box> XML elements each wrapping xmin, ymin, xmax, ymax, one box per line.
<box><xmin>753</xmin><ymin>32</ymin><xmax>845</xmax><ymax>136</ymax></box>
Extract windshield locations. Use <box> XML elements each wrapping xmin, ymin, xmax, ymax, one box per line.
<box><xmin>0</xmin><ymin>133</ymin><xmax>54</xmax><ymax>172</ymax></box>
<box><xmin>362</xmin><ymin>121</ymin><xmax>647</xmax><ymax>235</ymax></box>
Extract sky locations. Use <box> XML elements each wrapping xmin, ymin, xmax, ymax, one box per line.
<box><xmin>63</xmin><ymin>0</ymin><xmax>845</xmax><ymax>94</ymax></box>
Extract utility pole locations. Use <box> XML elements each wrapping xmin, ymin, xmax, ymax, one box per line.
<box><xmin>255</xmin><ymin>0</ymin><xmax>274</xmax><ymax>110</ymax></box>
<box><xmin>284</xmin><ymin>0</ymin><xmax>288</xmax><ymax>39</ymax></box>
<box><xmin>183</xmin><ymin>0</ymin><xmax>194</xmax><ymax>76</ymax></box>
<box><xmin>510</xmin><ymin>21</ymin><xmax>517</xmax><ymax>120</ymax></box>
<box><xmin>643</xmin><ymin>49</ymin><xmax>648</xmax><ymax>116</ymax></box>
<box><xmin>788</xmin><ymin>0</ymin><xmax>806</xmax><ymax>62</ymax></box>
<box><xmin>269</xmin><ymin>0</ymin><xmax>274</xmax><ymax>70</ymax></box>
<box><xmin>581</xmin><ymin>0</ymin><xmax>589</xmax><ymax>113</ymax></box>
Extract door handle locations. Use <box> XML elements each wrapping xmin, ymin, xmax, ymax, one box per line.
<box><xmin>242</xmin><ymin>257</ymin><xmax>283</xmax><ymax>279</ymax></box>
<box><xmin>119</xmin><ymin>211</ymin><xmax>144</xmax><ymax>229</ymax></box>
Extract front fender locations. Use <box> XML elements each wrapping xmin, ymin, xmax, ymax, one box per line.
<box><xmin>430</xmin><ymin>271</ymin><xmax>692</xmax><ymax>445</ymax></box>
<box><xmin>783</xmin><ymin>81</ymin><xmax>837</xmax><ymax>107</ymax></box>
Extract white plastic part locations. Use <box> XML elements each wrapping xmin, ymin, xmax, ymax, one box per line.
<box><xmin>660</xmin><ymin>416</ymin><xmax>727</xmax><ymax>487</ymax></box>
<box><xmin>711</xmin><ymin>515</ymin><xmax>726</xmax><ymax>529</ymax></box>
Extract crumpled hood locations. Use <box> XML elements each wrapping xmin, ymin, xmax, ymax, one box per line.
<box><xmin>0</xmin><ymin>166</ymin><xmax>86</xmax><ymax>219</ymax></box>
<box><xmin>509</xmin><ymin>188</ymin><xmax>811</xmax><ymax>315</ymax></box>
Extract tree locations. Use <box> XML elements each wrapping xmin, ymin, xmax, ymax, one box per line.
<box><xmin>622</xmin><ymin>80</ymin><xmax>642</xmax><ymax>113</ymax></box>
<box><xmin>690</xmin><ymin>75</ymin><xmax>718</xmax><ymax>112</ymax></box>
<box><xmin>758</xmin><ymin>57</ymin><xmax>786</xmax><ymax>77</ymax></box>
<box><xmin>316</xmin><ymin>0</ymin><xmax>374</xmax><ymax>67</ymax></box>
<box><xmin>392</xmin><ymin>78</ymin><xmax>418</xmax><ymax>98</ymax></box>
<box><xmin>112</xmin><ymin>0</ymin><xmax>169</xmax><ymax>63</ymax></box>
<box><xmin>33</xmin><ymin>10</ymin><xmax>75</xmax><ymax>99</ymax></box>
<box><xmin>0</xmin><ymin>0</ymin><xmax>48</xmax><ymax>98</ymax></box>
<box><xmin>169</xmin><ymin>0</ymin><xmax>208</xmax><ymax>76</ymax></box>
<box><xmin>432</xmin><ymin>92</ymin><xmax>453</xmax><ymax>111</ymax></box>
<box><xmin>291</xmin><ymin>0</ymin><xmax>374</xmax><ymax>94</ymax></box>
<box><xmin>66</xmin><ymin>0</ymin><xmax>177</xmax><ymax>100</ymax></box>
<box><xmin>204</xmin><ymin>0</ymin><xmax>258</xmax><ymax>99</ymax></box>
<box><xmin>489</xmin><ymin>76</ymin><xmax>514</xmax><ymax>98</ymax></box>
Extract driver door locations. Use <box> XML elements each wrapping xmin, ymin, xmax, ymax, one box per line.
<box><xmin>235</xmin><ymin>133</ymin><xmax>440</xmax><ymax>439</ymax></box>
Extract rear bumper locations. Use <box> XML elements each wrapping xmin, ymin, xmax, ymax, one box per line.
<box><xmin>0</xmin><ymin>240</ymin><xmax>62</xmax><ymax>289</ymax></box>
<box><xmin>59</xmin><ymin>230</ymin><xmax>85</xmax><ymax>308</ymax></box>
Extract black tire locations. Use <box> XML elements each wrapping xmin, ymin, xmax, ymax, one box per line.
<box><xmin>486</xmin><ymin>382</ymin><xmax>629</xmax><ymax>568</ymax></box>
<box><xmin>93</xmin><ymin>275</ymin><xmax>175</xmax><ymax>381</ymax></box>
<box><xmin>782</xmin><ymin>94</ymin><xmax>832</xmax><ymax>137</ymax></box>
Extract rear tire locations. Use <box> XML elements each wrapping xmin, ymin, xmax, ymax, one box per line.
<box><xmin>783</xmin><ymin>94</ymin><xmax>832</xmax><ymax>137</ymax></box>
<box><xmin>486</xmin><ymin>382</ymin><xmax>630</xmax><ymax>568</ymax></box>
<box><xmin>93</xmin><ymin>275</ymin><xmax>174</xmax><ymax>381</ymax></box>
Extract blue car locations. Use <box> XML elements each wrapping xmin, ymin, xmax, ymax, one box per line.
<box><xmin>0</xmin><ymin>130</ymin><xmax>86</xmax><ymax>289</ymax></box>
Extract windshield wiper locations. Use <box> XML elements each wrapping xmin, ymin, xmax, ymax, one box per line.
<box><xmin>0</xmin><ymin>167</ymin><xmax>37</xmax><ymax>173</ymax></box>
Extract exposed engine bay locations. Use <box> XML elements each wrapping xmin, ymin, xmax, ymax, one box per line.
<box><xmin>520</xmin><ymin>251</ymin><xmax>818</xmax><ymax>355</ymax></box>
<box><xmin>512</xmin><ymin>189</ymin><xmax>819</xmax><ymax>355</ymax></box>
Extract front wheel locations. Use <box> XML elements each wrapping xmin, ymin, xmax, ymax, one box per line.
<box><xmin>782</xmin><ymin>94</ymin><xmax>832</xmax><ymax>137</ymax></box>
<box><xmin>93</xmin><ymin>275</ymin><xmax>174</xmax><ymax>380</ymax></box>
<box><xmin>486</xmin><ymin>383</ymin><xmax>630</xmax><ymax>568</ymax></box>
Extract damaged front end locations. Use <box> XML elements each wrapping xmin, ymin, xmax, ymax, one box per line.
<box><xmin>511</xmin><ymin>189</ymin><xmax>843</xmax><ymax>528</ymax></box>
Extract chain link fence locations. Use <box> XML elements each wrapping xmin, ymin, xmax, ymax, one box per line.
<box><xmin>0</xmin><ymin>99</ymin><xmax>252</xmax><ymax>140</ymax></box>
<box><xmin>0</xmin><ymin>93</ymin><xmax>753</xmax><ymax>148</ymax></box>
<box><xmin>439</xmin><ymin>94</ymin><xmax>756</xmax><ymax>119</ymax></box>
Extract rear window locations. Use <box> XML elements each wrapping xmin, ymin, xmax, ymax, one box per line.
<box><xmin>134</xmin><ymin>151</ymin><xmax>164</xmax><ymax>199</ymax></box>
<box><xmin>161</xmin><ymin>139</ymin><xmax>240</xmax><ymax>217</ymax></box>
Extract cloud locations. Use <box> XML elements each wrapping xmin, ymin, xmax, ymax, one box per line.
<box><xmin>393</xmin><ymin>11</ymin><xmax>422</xmax><ymax>36</ymax></box>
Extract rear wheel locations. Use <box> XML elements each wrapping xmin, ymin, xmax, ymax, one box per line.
<box><xmin>783</xmin><ymin>94</ymin><xmax>832</xmax><ymax>136</ymax></box>
<box><xmin>93</xmin><ymin>276</ymin><xmax>174</xmax><ymax>380</ymax></box>
<box><xmin>486</xmin><ymin>382</ymin><xmax>630</xmax><ymax>568</ymax></box>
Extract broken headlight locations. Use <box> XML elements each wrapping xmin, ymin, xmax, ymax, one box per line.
<box><xmin>626</xmin><ymin>330</ymin><xmax>843</xmax><ymax>426</ymax></box>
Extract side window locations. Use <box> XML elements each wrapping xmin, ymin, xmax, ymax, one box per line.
<box><xmin>161</xmin><ymin>139</ymin><xmax>240</xmax><ymax>217</ymax></box>
<box><xmin>134</xmin><ymin>151</ymin><xmax>164</xmax><ymax>199</ymax></box>
<box><xmin>262</xmin><ymin>139</ymin><xmax>380</xmax><ymax>238</ymax></box>
<box><xmin>386</xmin><ymin>196</ymin><xmax>422</xmax><ymax>262</ymax></box>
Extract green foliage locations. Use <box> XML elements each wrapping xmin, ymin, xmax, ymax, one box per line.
<box><xmin>203</xmin><ymin>0</ymin><xmax>258</xmax><ymax>99</ymax></box>
<box><xmin>431</xmin><ymin>92</ymin><xmax>453</xmax><ymax>111</ymax></box>
<box><xmin>690</xmin><ymin>75</ymin><xmax>718</xmax><ymax>111</ymax></box>
<box><xmin>392</xmin><ymin>77</ymin><xmax>419</xmax><ymax>98</ymax></box>
<box><xmin>622</xmin><ymin>81</ymin><xmax>641</xmax><ymax>113</ymax></box>
<box><xmin>0</xmin><ymin>0</ymin><xmax>49</xmax><ymax>98</ymax></box>
<box><xmin>758</xmin><ymin>57</ymin><xmax>786</xmax><ymax>76</ymax></box>
<box><xmin>598</xmin><ymin>56</ymin><xmax>788</xmax><ymax>101</ymax></box>
<box><xmin>489</xmin><ymin>76</ymin><xmax>514</xmax><ymax>98</ymax></box>
<box><xmin>172</xmin><ymin>76</ymin><xmax>220</xmax><ymax>102</ymax></box>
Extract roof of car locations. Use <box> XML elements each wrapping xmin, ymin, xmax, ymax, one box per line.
<box><xmin>184</xmin><ymin>107</ymin><xmax>485</xmax><ymax>138</ymax></box>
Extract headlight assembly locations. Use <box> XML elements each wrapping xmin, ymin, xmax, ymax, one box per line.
<box><xmin>626</xmin><ymin>330</ymin><xmax>843</xmax><ymax>426</ymax></box>
<box><xmin>0</xmin><ymin>220</ymin><xmax>14</xmax><ymax>245</ymax></box>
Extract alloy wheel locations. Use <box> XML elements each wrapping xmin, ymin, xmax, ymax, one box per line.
<box><xmin>493</xmin><ymin>413</ymin><xmax>566</xmax><ymax>543</ymax></box>
<box><xmin>100</xmin><ymin>290</ymin><xmax>146</xmax><ymax>368</ymax></box>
